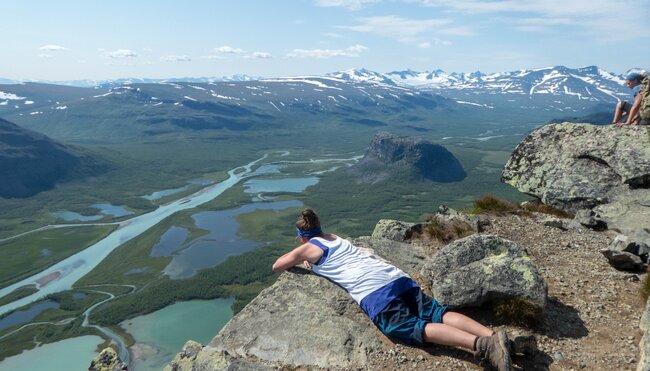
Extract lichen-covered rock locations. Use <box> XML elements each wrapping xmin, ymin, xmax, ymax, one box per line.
<box><xmin>88</xmin><ymin>347</ymin><xmax>127</xmax><ymax>371</ymax></box>
<box><xmin>164</xmin><ymin>341</ymin><xmax>272</xmax><ymax>371</ymax></box>
<box><xmin>502</xmin><ymin>123</ymin><xmax>650</xmax><ymax>212</ymax></box>
<box><xmin>421</xmin><ymin>234</ymin><xmax>547</xmax><ymax>309</ymax></box>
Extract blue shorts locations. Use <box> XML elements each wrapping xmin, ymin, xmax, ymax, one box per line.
<box><xmin>371</xmin><ymin>287</ymin><xmax>447</xmax><ymax>346</ymax></box>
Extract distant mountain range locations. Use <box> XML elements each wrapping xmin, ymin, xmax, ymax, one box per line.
<box><xmin>1</xmin><ymin>65</ymin><xmax>629</xmax><ymax>102</ymax></box>
<box><xmin>0</xmin><ymin>65</ymin><xmax>630</xmax><ymax>143</ymax></box>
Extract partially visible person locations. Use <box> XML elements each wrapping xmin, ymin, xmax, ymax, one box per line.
<box><xmin>272</xmin><ymin>209</ymin><xmax>515</xmax><ymax>371</ymax></box>
<box><xmin>612</xmin><ymin>70</ymin><xmax>644</xmax><ymax>126</ymax></box>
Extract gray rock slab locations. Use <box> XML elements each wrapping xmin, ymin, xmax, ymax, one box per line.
<box><xmin>207</xmin><ymin>268</ymin><xmax>391</xmax><ymax>369</ymax></box>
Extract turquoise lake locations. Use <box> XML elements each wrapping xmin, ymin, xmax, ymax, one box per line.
<box><xmin>0</xmin><ymin>335</ymin><xmax>103</xmax><ymax>371</ymax></box>
<box><xmin>121</xmin><ymin>298</ymin><xmax>234</xmax><ymax>371</ymax></box>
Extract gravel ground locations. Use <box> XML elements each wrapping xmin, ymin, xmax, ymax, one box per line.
<box><xmin>353</xmin><ymin>212</ymin><xmax>646</xmax><ymax>371</ymax></box>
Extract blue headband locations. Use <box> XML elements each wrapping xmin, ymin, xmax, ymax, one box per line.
<box><xmin>296</xmin><ymin>226</ymin><xmax>322</xmax><ymax>238</ymax></box>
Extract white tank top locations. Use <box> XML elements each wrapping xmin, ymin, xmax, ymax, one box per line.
<box><xmin>309</xmin><ymin>236</ymin><xmax>409</xmax><ymax>304</ymax></box>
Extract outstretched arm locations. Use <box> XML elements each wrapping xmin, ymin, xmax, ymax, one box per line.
<box><xmin>272</xmin><ymin>243</ymin><xmax>323</xmax><ymax>272</ymax></box>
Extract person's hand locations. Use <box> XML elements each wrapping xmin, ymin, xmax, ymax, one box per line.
<box><xmin>303</xmin><ymin>260</ymin><xmax>312</xmax><ymax>270</ymax></box>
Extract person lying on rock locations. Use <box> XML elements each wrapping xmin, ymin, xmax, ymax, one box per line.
<box><xmin>272</xmin><ymin>208</ymin><xmax>516</xmax><ymax>371</ymax></box>
<box><xmin>612</xmin><ymin>70</ymin><xmax>646</xmax><ymax>126</ymax></box>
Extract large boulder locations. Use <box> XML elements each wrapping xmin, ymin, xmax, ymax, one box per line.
<box><xmin>502</xmin><ymin>123</ymin><xmax>650</xmax><ymax>213</ymax></box>
<box><xmin>348</xmin><ymin>131</ymin><xmax>466</xmax><ymax>183</ymax></box>
<box><xmin>206</xmin><ymin>268</ymin><xmax>389</xmax><ymax>369</ymax></box>
<box><xmin>421</xmin><ymin>234</ymin><xmax>547</xmax><ymax>310</ymax></box>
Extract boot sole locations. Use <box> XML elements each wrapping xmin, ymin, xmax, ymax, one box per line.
<box><xmin>497</xmin><ymin>331</ymin><xmax>513</xmax><ymax>371</ymax></box>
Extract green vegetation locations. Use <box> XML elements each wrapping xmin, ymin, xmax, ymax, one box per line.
<box><xmin>0</xmin><ymin>291</ymin><xmax>108</xmax><ymax>360</ymax></box>
<box><xmin>0</xmin><ymin>101</ymin><xmax>550</xmax><ymax>361</ymax></box>
<box><xmin>0</xmin><ymin>318</ymin><xmax>100</xmax><ymax>361</ymax></box>
<box><xmin>0</xmin><ymin>285</ymin><xmax>38</xmax><ymax>307</ymax></box>
<box><xmin>424</xmin><ymin>218</ymin><xmax>474</xmax><ymax>243</ymax></box>
<box><xmin>469</xmin><ymin>194</ymin><xmax>573</xmax><ymax>219</ymax></box>
<box><xmin>470</xmin><ymin>195</ymin><xmax>521</xmax><ymax>216</ymax></box>
<box><xmin>0</xmin><ymin>225</ymin><xmax>116</xmax><ymax>289</ymax></box>
<box><xmin>493</xmin><ymin>298</ymin><xmax>544</xmax><ymax>328</ymax></box>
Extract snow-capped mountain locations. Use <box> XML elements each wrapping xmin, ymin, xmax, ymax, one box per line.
<box><xmin>334</xmin><ymin>66</ymin><xmax>628</xmax><ymax>103</ymax></box>
<box><xmin>327</xmin><ymin>68</ymin><xmax>396</xmax><ymax>86</ymax></box>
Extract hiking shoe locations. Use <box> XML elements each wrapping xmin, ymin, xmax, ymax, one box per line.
<box><xmin>475</xmin><ymin>331</ymin><xmax>513</xmax><ymax>371</ymax></box>
<box><xmin>509</xmin><ymin>334</ymin><xmax>537</xmax><ymax>355</ymax></box>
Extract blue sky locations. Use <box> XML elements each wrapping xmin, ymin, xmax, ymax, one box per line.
<box><xmin>2</xmin><ymin>0</ymin><xmax>649</xmax><ymax>80</ymax></box>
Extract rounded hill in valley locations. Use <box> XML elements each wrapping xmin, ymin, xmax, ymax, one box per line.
<box><xmin>348</xmin><ymin>131</ymin><xmax>466</xmax><ymax>183</ymax></box>
<box><xmin>0</xmin><ymin>117</ymin><xmax>107</xmax><ymax>198</ymax></box>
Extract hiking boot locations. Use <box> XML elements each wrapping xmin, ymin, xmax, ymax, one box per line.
<box><xmin>509</xmin><ymin>334</ymin><xmax>537</xmax><ymax>355</ymax></box>
<box><xmin>475</xmin><ymin>331</ymin><xmax>513</xmax><ymax>371</ymax></box>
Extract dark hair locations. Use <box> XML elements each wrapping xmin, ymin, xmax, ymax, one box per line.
<box><xmin>295</xmin><ymin>209</ymin><xmax>321</xmax><ymax>231</ymax></box>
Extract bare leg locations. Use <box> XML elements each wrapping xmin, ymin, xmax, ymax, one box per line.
<box><xmin>613</xmin><ymin>101</ymin><xmax>623</xmax><ymax>124</ymax></box>
<box><xmin>442</xmin><ymin>311</ymin><xmax>494</xmax><ymax>338</ymax></box>
<box><xmin>422</xmin><ymin>312</ymin><xmax>494</xmax><ymax>350</ymax></box>
<box><xmin>422</xmin><ymin>323</ymin><xmax>477</xmax><ymax>349</ymax></box>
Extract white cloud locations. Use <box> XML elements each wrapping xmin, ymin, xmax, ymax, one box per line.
<box><xmin>161</xmin><ymin>55</ymin><xmax>191</xmax><ymax>62</ymax></box>
<box><xmin>287</xmin><ymin>44</ymin><xmax>367</xmax><ymax>58</ymax></box>
<box><xmin>214</xmin><ymin>46</ymin><xmax>246</xmax><ymax>54</ymax></box>
<box><xmin>418</xmin><ymin>38</ymin><xmax>452</xmax><ymax>48</ymax></box>
<box><xmin>315</xmin><ymin>0</ymin><xmax>380</xmax><ymax>10</ymax></box>
<box><xmin>339</xmin><ymin>15</ymin><xmax>463</xmax><ymax>46</ymax></box>
<box><xmin>107</xmin><ymin>49</ymin><xmax>137</xmax><ymax>58</ymax></box>
<box><xmin>347</xmin><ymin>44</ymin><xmax>367</xmax><ymax>52</ymax></box>
<box><xmin>322</xmin><ymin>32</ymin><xmax>344</xmax><ymax>38</ymax></box>
<box><xmin>342</xmin><ymin>16</ymin><xmax>452</xmax><ymax>38</ymax></box>
<box><xmin>39</xmin><ymin>44</ymin><xmax>68</xmax><ymax>52</ymax></box>
<box><xmin>38</xmin><ymin>54</ymin><xmax>53</xmax><ymax>58</ymax></box>
<box><xmin>247</xmin><ymin>52</ymin><xmax>272</xmax><ymax>59</ymax></box>
<box><xmin>413</xmin><ymin>0</ymin><xmax>649</xmax><ymax>39</ymax></box>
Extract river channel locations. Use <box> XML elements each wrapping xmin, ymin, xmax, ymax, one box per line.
<box><xmin>0</xmin><ymin>153</ymin><xmax>360</xmax><ymax>369</ymax></box>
